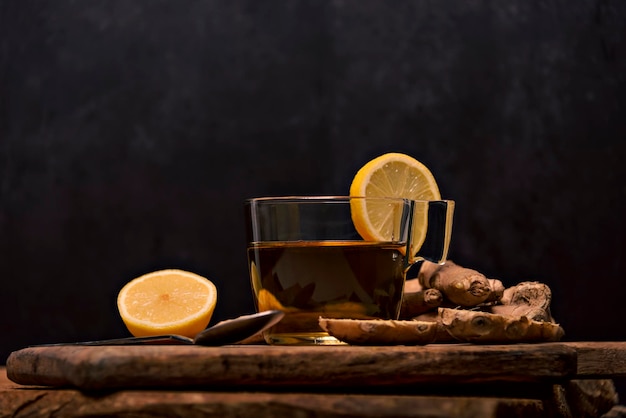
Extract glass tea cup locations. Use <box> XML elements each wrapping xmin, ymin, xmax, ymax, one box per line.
<box><xmin>245</xmin><ymin>196</ymin><xmax>454</xmax><ymax>345</ymax></box>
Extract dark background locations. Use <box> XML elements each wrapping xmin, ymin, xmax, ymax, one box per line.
<box><xmin>1</xmin><ymin>0</ymin><xmax>625</xmax><ymax>396</ymax></box>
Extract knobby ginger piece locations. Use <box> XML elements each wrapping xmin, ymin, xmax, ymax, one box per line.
<box><xmin>400</xmin><ymin>279</ymin><xmax>443</xmax><ymax>319</ymax></box>
<box><xmin>319</xmin><ymin>317</ymin><xmax>438</xmax><ymax>345</ymax></box>
<box><xmin>418</xmin><ymin>261</ymin><xmax>504</xmax><ymax>307</ymax></box>
<box><xmin>489</xmin><ymin>281</ymin><xmax>554</xmax><ymax>322</ymax></box>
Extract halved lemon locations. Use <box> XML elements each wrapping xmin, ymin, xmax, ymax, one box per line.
<box><xmin>349</xmin><ymin>152</ymin><xmax>441</xmax><ymax>256</ymax></box>
<box><xmin>117</xmin><ymin>269</ymin><xmax>217</xmax><ymax>338</ymax></box>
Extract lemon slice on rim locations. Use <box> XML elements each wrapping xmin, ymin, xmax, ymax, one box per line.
<box><xmin>117</xmin><ymin>269</ymin><xmax>217</xmax><ymax>338</ymax></box>
<box><xmin>349</xmin><ymin>152</ymin><xmax>441</xmax><ymax>256</ymax></box>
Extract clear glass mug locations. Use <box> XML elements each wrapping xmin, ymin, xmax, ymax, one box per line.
<box><xmin>245</xmin><ymin>196</ymin><xmax>454</xmax><ymax>345</ymax></box>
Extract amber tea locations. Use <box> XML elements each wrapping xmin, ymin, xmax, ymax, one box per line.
<box><xmin>248</xmin><ymin>241</ymin><xmax>406</xmax><ymax>345</ymax></box>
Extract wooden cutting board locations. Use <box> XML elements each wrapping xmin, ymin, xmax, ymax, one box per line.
<box><xmin>6</xmin><ymin>342</ymin><xmax>626</xmax><ymax>390</ymax></box>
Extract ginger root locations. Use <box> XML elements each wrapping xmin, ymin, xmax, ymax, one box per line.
<box><xmin>488</xmin><ymin>281</ymin><xmax>553</xmax><ymax>322</ymax></box>
<box><xmin>439</xmin><ymin>307</ymin><xmax>564</xmax><ymax>343</ymax></box>
<box><xmin>319</xmin><ymin>306</ymin><xmax>564</xmax><ymax>345</ymax></box>
<box><xmin>417</xmin><ymin>260</ymin><xmax>504</xmax><ymax>307</ymax></box>
<box><xmin>400</xmin><ymin>279</ymin><xmax>443</xmax><ymax>319</ymax></box>
<box><xmin>319</xmin><ymin>317</ymin><xmax>437</xmax><ymax>345</ymax></box>
<box><xmin>318</xmin><ymin>260</ymin><xmax>564</xmax><ymax>346</ymax></box>
<box><xmin>412</xmin><ymin>311</ymin><xmax>456</xmax><ymax>342</ymax></box>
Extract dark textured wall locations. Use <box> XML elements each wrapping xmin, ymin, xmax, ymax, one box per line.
<box><xmin>1</xmin><ymin>0</ymin><xmax>625</xmax><ymax>391</ymax></box>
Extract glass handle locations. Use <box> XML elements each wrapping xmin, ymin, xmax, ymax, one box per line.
<box><xmin>407</xmin><ymin>200</ymin><xmax>455</xmax><ymax>266</ymax></box>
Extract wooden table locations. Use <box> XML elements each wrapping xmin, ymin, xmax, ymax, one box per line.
<box><xmin>2</xmin><ymin>342</ymin><xmax>626</xmax><ymax>417</ymax></box>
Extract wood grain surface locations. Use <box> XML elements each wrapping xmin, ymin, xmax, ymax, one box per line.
<box><xmin>1</xmin><ymin>366</ymin><xmax>549</xmax><ymax>418</ymax></box>
<box><xmin>8</xmin><ymin>342</ymin><xmax>624</xmax><ymax>391</ymax></box>
<box><xmin>4</xmin><ymin>342</ymin><xmax>626</xmax><ymax>418</ymax></box>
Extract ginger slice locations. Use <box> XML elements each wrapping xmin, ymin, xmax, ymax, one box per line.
<box><xmin>439</xmin><ymin>307</ymin><xmax>564</xmax><ymax>343</ymax></box>
<box><xmin>319</xmin><ymin>317</ymin><xmax>438</xmax><ymax>345</ymax></box>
